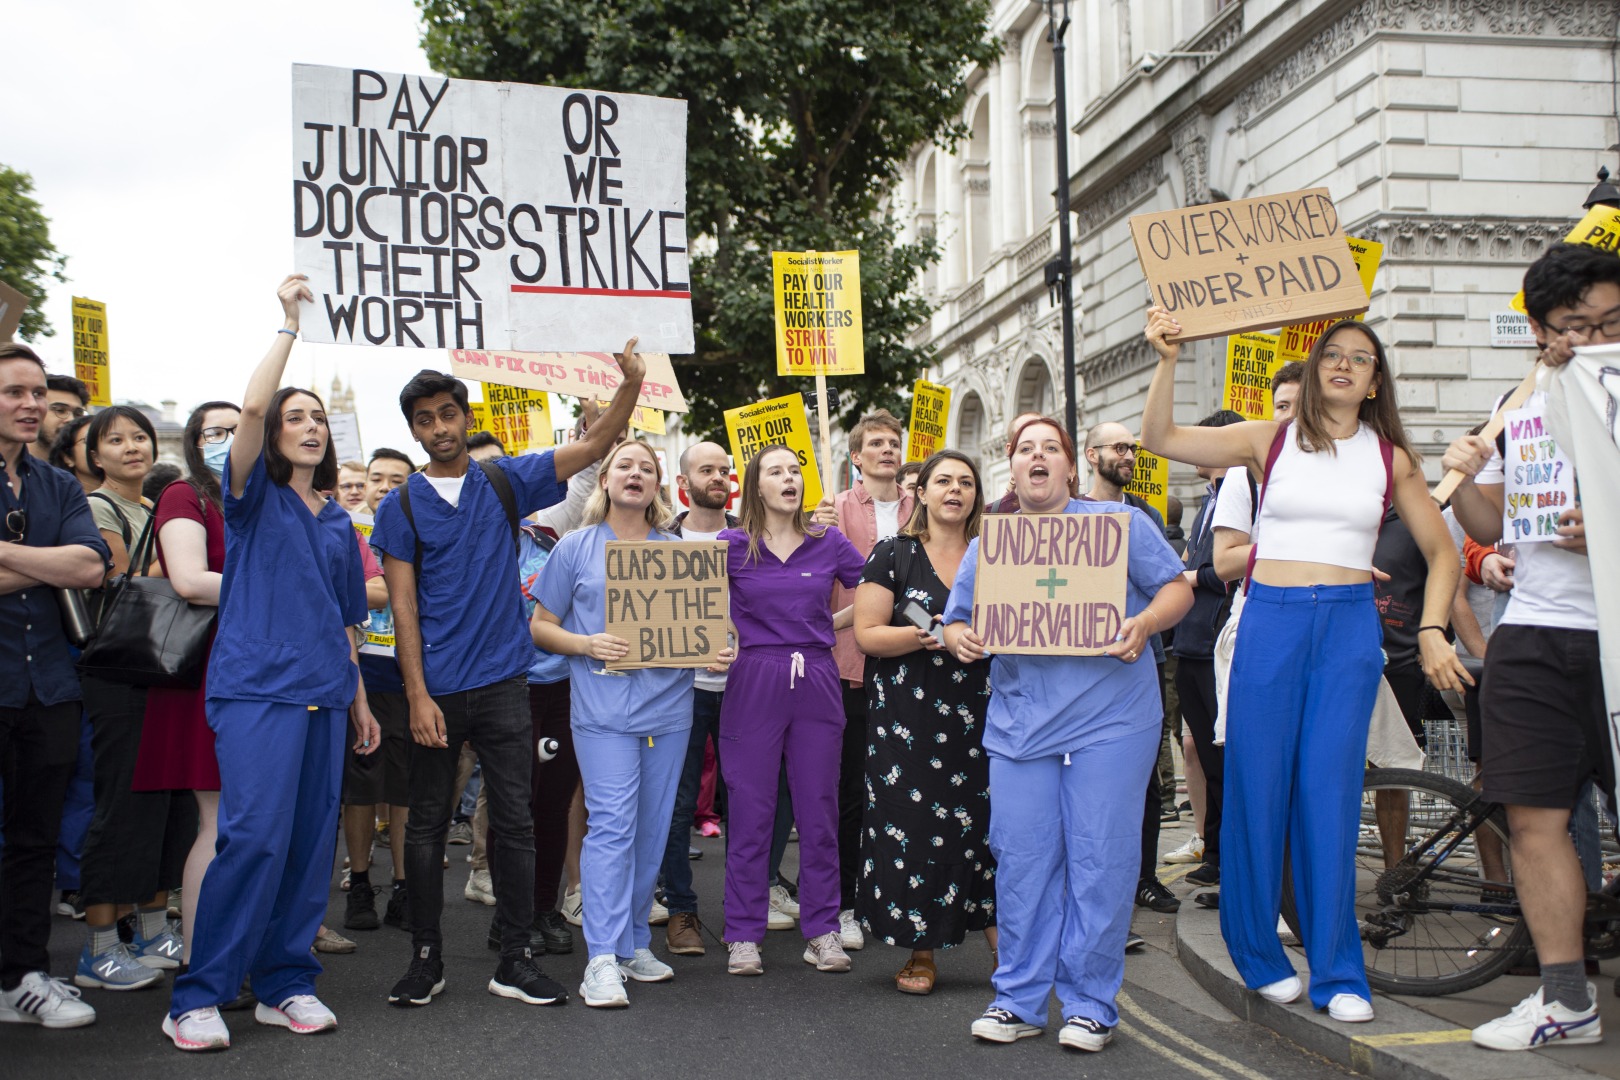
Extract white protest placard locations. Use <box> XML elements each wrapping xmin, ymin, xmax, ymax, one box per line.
<box><xmin>292</xmin><ymin>64</ymin><xmax>691</xmax><ymax>353</ymax></box>
<box><xmin>328</xmin><ymin>411</ymin><xmax>363</xmax><ymax>462</ymax></box>
<box><xmin>1503</xmin><ymin>406</ymin><xmax>1576</xmax><ymax>543</ymax></box>
<box><xmin>1490</xmin><ymin>312</ymin><xmax>1536</xmax><ymax>348</ymax></box>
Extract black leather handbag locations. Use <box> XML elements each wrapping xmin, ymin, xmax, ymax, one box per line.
<box><xmin>77</xmin><ymin>502</ymin><xmax>217</xmax><ymax>689</ymax></box>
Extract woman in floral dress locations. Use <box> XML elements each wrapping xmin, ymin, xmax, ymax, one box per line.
<box><xmin>852</xmin><ymin>450</ymin><xmax>995</xmax><ymax>995</ymax></box>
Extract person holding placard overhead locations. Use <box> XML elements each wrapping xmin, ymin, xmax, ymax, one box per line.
<box><xmin>718</xmin><ymin>444</ymin><xmax>867</xmax><ymax>978</ymax></box>
<box><xmin>943</xmin><ymin>417</ymin><xmax>1191</xmax><ymax>1053</ymax></box>
<box><xmin>1141</xmin><ymin>307</ymin><xmax>1468</xmax><ymax>1025</ymax></box>
<box><xmin>165</xmin><ymin>274</ymin><xmax>379</xmax><ymax>1051</ymax></box>
<box><xmin>530</xmin><ymin>438</ymin><xmax>732</xmax><ymax>1008</ymax></box>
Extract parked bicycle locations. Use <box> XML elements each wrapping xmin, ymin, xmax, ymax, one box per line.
<box><xmin>1278</xmin><ymin>767</ymin><xmax>1620</xmax><ymax>996</ymax></box>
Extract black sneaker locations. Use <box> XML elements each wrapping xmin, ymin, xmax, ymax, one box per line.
<box><xmin>532</xmin><ymin>910</ymin><xmax>574</xmax><ymax>955</ymax></box>
<box><xmin>389</xmin><ymin>945</ymin><xmax>445</xmax><ymax>1007</ymax></box>
<box><xmin>384</xmin><ymin>883</ymin><xmax>409</xmax><ymax>929</ymax></box>
<box><xmin>1125</xmin><ymin>932</ymin><xmax>1146</xmax><ymax>952</ymax></box>
<box><xmin>489</xmin><ymin>949</ymin><xmax>567</xmax><ymax>1006</ymax></box>
<box><xmin>970</xmin><ymin>1006</ymin><xmax>1041</xmax><ymax>1043</ymax></box>
<box><xmin>1135</xmin><ymin>878</ymin><xmax>1181</xmax><ymax>913</ymax></box>
<box><xmin>1059</xmin><ymin>1015</ymin><xmax>1115</xmax><ymax>1052</ymax></box>
<box><xmin>345</xmin><ymin>882</ymin><xmax>380</xmax><ymax>930</ymax></box>
<box><xmin>1185</xmin><ymin>863</ymin><xmax>1220</xmax><ymax>888</ymax></box>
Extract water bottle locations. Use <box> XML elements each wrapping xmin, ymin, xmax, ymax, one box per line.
<box><xmin>537</xmin><ymin>737</ymin><xmax>560</xmax><ymax>764</ymax></box>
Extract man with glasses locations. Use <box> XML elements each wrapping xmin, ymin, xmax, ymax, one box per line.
<box><xmin>335</xmin><ymin>462</ymin><xmax>368</xmax><ymax>512</ymax></box>
<box><xmin>1445</xmin><ymin>243</ymin><xmax>1619</xmax><ymax>1050</ymax></box>
<box><xmin>0</xmin><ymin>343</ymin><xmax>109</xmax><ymax>1029</ymax></box>
<box><xmin>29</xmin><ymin>375</ymin><xmax>90</xmax><ymax>467</ymax></box>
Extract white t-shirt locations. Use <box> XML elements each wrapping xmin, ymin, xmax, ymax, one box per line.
<box><xmin>1210</xmin><ymin>469</ymin><xmax>1256</xmax><ymax>541</ymax></box>
<box><xmin>1474</xmin><ymin>389</ymin><xmax>1596</xmax><ymax>631</ymax></box>
<box><xmin>874</xmin><ymin>498</ymin><xmax>901</xmax><ymax>540</ymax></box>
<box><xmin>680</xmin><ymin>522</ymin><xmax>730</xmax><ymax>692</ymax></box>
<box><xmin>425</xmin><ymin>473</ymin><xmax>466</xmax><ymax>508</ymax></box>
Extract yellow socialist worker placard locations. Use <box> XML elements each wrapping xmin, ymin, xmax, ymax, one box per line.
<box><xmin>724</xmin><ymin>393</ymin><xmax>823</xmax><ymax>509</ymax></box>
<box><xmin>772</xmin><ymin>250</ymin><xmax>864</xmax><ymax>376</ymax></box>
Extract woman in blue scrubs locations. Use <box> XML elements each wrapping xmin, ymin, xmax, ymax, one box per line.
<box><xmin>164</xmin><ymin>274</ymin><xmax>379</xmax><ymax>1052</ymax></box>
<box><xmin>943</xmin><ymin>417</ymin><xmax>1192</xmax><ymax>1054</ymax></box>
<box><xmin>532</xmin><ymin>439</ymin><xmax>731</xmax><ymax>1009</ymax></box>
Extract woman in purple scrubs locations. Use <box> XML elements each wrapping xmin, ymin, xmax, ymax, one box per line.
<box><xmin>718</xmin><ymin>445</ymin><xmax>865</xmax><ymax>977</ymax></box>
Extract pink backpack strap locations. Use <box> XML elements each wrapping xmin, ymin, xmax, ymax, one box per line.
<box><xmin>1243</xmin><ymin>421</ymin><xmax>1292</xmax><ymax>593</ymax></box>
<box><xmin>1379</xmin><ymin>437</ymin><xmax>1395</xmax><ymax>516</ymax></box>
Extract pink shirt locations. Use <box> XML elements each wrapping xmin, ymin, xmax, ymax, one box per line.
<box><xmin>831</xmin><ymin>481</ymin><xmax>915</xmax><ymax>683</ymax></box>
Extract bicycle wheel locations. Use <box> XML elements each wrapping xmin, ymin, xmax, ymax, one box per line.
<box><xmin>1279</xmin><ymin>767</ymin><xmax>1531</xmax><ymax>996</ymax></box>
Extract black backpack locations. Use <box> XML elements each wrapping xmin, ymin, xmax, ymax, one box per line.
<box><xmin>396</xmin><ymin>460</ymin><xmax>520</xmax><ymax>585</ymax></box>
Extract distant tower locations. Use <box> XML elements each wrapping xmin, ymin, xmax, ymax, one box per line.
<box><xmin>329</xmin><ymin>373</ymin><xmax>356</xmax><ymax>413</ymax></box>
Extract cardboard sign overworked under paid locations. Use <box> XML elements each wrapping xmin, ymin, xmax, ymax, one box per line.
<box><xmin>0</xmin><ymin>280</ymin><xmax>27</xmax><ymax>341</ymax></box>
<box><xmin>772</xmin><ymin>251</ymin><xmax>864</xmax><ymax>376</ymax></box>
<box><xmin>971</xmin><ymin>513</ymin><xmax>1130</xmax><ymax>655</ymax></box>
<box><xmin>604</xmin><ymin>541</ymin><xmax>729</xmax><ymax>670</ymax></box>
<box><xmin>1275</xmin><ymin>237</ymin><xmax>1384</xmax><ymax>361</ymax></box>
<box><xmin>723</xmin><ymin>394</ymin><xmax>823</xmax><ymax>509</ymax></box>
<box><xmin>1129</xmin><ymin>188</ymin><xmax>1368</xmax><ymax>343</ymax></box>
<box><xmin>907</xmin><ymin>380</ymin><xmax>952</xmax><ymax>462</ymax></box>
<box><xmin>292</xmin><ymin>63</ymin><xmax>692</xmax><ymax>353</ymax></box>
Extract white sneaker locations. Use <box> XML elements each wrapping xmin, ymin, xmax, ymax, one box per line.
<box><xmin>1471</xmin><ymin>985</ymin><xmax>1601</xmax><ymax>1050</ymax></box>
<box><xmin>464</xmin><ymin>869</ymin><xmax>496</xmax><ymax>906</ymax></box>
<box><xmin>579</xmin><ymin>954</ymin><xmax>629</xmax><ymax>1007</ymax></box>
<box><xmin>1058</xmin><ymin>1015</ymin><xmax>1114</xmax><ymax>1052</ymax></box>
<box><xmin>255</xmin><ymin>994</ymin><xmax>337</xmax><ymax>1034</ymax></box>
<box><xmin>618</xmin><ymin>948</ymin><xmax>674</xmax><ymax>983</ymax></box>
<box><xmin>971</xmin><ymin>1006</ymin><xmax>1041</xmax><ymax>1043</ymax></box>
<box><xmin>1163</xmin><ymin>835</ymin><xmax>1205</xmax><ymax>864</ymax></box>
<box><xmin>803</xmin><ymin>932</ymin><xmax>852</xmax><ymax>972</ymax></box>
<box><xmin>838</xmin><ymin>909</ymin><xmax>865</xmax><ymax>950</ymax></box>
<box><xmin>767</xmin><ymin>903</ymin><xmax>795</xmax><ymax>931</ymax></box>
<box><xmin>0</xmin><ymin>972</ymin><xmax>96</xmax><ymax>1029</ymax></box>
<box><xmin>1327</xmin><ymin>993</ymin><xmax>1374</xmax><ymax>1023</ymax></box>
<box><xmin>648</xmin><ymin>897</ymin><xmax>670</xmax><ymax>926</ymax></box>
<box><xmin>727</xmin><ymin>940</ymin><xmax>764</xmax><ymax>976</ymax></box>
<box><xmin>769</xmin><ymin>884</ymin><xmax>801</xmax><ymax>919</ymax></box>
<box><xmin>1276</xmin><ymin>916</ymin><xmax>1299</xmax><ymax>946</ymax></box>
<box><xmin>162</xmin><ymin>1006</ymin><xmax>227</xmax><ymax>1050</ymax></box>
<box><xmin>1258</xmin><ymin>975</ymin><xmax>1302</xmax><ymax>1004</ymax></box>
<box><xmin>561</xmin><ymin>887</ymin><xmax>583</xmax><ymax>927</ymax></box>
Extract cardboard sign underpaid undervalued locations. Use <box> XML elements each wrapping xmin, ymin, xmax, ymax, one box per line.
<box><xmin>971</xmin><ymin>512</ymin><xmax>1130</xmax><ymax>656</ymax></box>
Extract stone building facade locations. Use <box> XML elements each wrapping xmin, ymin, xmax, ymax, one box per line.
<box><xmin>899</xmin><ymin>0</ymin><xmax>1619</xmax><ymax>497</ymax></box>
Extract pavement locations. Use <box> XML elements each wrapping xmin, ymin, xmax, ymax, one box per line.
<box><xmin>1162</xmin><ymin>814</ymin><xmax>1619</xmax><ymax>1080</ymax></box>
<box><xmin>10</xmin><ymin>821</ymin><xmax>1351</xmax><ymax>1080</ymax></box>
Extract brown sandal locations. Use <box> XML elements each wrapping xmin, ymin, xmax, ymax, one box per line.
<box><xmin>896</xmin><ymin>955</ymin><xmax>937</xmax><ymax>995</ymax></box>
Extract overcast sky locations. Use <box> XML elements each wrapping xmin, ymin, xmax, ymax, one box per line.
<box><xmin>6</xmin><ymin>0</ymin><xmax>479</xmax><ymax>462</ymax></box>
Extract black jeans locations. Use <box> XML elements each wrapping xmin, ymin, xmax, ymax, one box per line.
<box><xmin>838</xmin><ymin>682</ymin><xmax>866</xmax><ymax>910</ymax></box>
<box><xmin>1140</xmin><ymin>662</ymin><xmax>1169</xmax><ymax>881</ymax></box>
<box><xmin>661</xmin><ymin>687</ymin><xmax>724</xmax><ymax>914</ymax></box>
<box><xmin>405</xmin><ymin>678</ymin><xmax>534</xmax><ymax>957</ymax></box>
<box><xmin>1175</xmin><ymin>658</ymin><xmax>1223</xmax><ymax>867</ymax></box>
<box><xmin>0</xmin><ymin>694</ymin><xmax>81</xmax><ymax>988</ymax></box>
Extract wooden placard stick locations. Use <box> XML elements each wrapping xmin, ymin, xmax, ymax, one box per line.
<box><xmin>815</xmin><ymin>371</ymin><xmax>836</xmax><ymax>496</ymax></box>
<box><xmin>1431</xmin><ymin>364</ymin><xmax>1540</xmax><ymax>504</ymax></box>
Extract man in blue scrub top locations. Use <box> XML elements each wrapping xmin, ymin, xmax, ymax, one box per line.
<box><xmin>0</xmin><ymin>344</ymin><xmax>109</xmax><ymax>1030</ymax></box>
<box><xmin>374</xmin><ymin>341</ymin><xmax>647</xmax><ymax>1009</ymax></box>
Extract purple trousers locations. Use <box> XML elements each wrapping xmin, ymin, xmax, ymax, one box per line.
<box><xmin>719</xmin><ymin>646</ymin><xmax>843</xmax><ymax>942</ymax></box>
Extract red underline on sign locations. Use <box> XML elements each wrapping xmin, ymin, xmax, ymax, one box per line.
<box><xmin>510</xmin><ymin>285</ymin><xmax>692</xmax><ymax>299</ymax></box>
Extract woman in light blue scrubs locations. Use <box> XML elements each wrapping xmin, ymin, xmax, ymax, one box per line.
<box><xmin>164</xmin><ymin>275</ymin><xmax>379</xmax><ymax>1052</ymax></box>
<box><xmin>532</xmin><ymin>439</ymin><xmax>731</xmax><ymax>1009</ymax></box>
<box><xmin>943</xmin><ymin>417</ymin><xmax>1192</xmax><ymax>1054</ymax></box>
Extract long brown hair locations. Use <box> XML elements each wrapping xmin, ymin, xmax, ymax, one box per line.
<box><xmin>1291</xmin><ymin>321</ymin><xmax>1417</xmax><ymax>469</ymax></box>
<box><xmin>264</xmin><ymin>387</ymin><xmax>338</xmax><ymax>491</ymax></box>
<box><xmin>737</xmin><ymin>444</ymin><xmax>825</xmax><ymax>565</ymax></box>
<box><xmin>902</xmin><ymin>450</ymin><xmax>984</xmax><ymax>542</ymax></box>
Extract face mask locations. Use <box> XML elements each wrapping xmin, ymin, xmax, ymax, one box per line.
<box><xmin>202</xmin><ymin>434</ymin><xmax>233</xmax><ymax>479</ymax></box>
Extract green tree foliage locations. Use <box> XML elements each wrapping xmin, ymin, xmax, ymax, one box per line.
<box><xmin>0</xmin><ymin>166</ymin><xmax>68</xmax><ymax>340</ymax></box>
<box><xmin>418</xmin><ymin>0</ymin><xmax>998</xmax><ymax>438</ymax></box>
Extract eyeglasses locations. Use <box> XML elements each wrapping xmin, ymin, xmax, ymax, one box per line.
<box><xmin>199</xmin><ymin>426</ymin><xmax>237</xmax><ymax>445</ymax></box>
<box><xmin>1549</xmin><ymin>311</ymin><xmax>1620</xmax><ymax>339</ymax></box>
<box><xmin>1094</xmin><ymin>442</ymin><xmax>1139</xmax><ymax>458</ymax></box>
<box><xmin>337</xmin><ymin>481</ymin><xmax>366</xmax><ymax>493</ymax></box>
<box><xmin>1322</xmin><ymin>348</ymin><xmax>1377</xmax><ymax>370</ymax></box>
<box><xmin>4</xmin><ymin>509</ymin><xmax>23</xmax><ymax>543</ymax></box>
<box><xmin>48</xmin><ymin>403</ymin><xmax>87</xmax><ymax>419</ymax></box>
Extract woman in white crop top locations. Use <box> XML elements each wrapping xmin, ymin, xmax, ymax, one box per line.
<box><xmin>1140</xmin><ymin>308</ymin><xmax>1469</xmax><ymax>1024</ymax></box>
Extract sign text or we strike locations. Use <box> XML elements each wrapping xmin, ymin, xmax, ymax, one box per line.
<box><xmin>293</xmin><ymin>64</ymin><xmax>692</xmax><ymax>353</ymax></box>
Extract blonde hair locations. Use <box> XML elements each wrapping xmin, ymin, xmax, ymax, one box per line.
<box><xmin>581</xmin><ymin>439</ymin><xmax>675</xmax><ymax>531</ymax></box>
<box><xmin>737</xmin><ymin>444</ymin><xmax>825</xmax><ymax>565</ymax></box>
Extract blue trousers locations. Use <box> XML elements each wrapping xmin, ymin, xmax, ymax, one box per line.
<box><xmin>54</xmin><ymin>711</ymin><xmax>94</xmax><ymax>891</ymax></box>
<box><xmin>171</xmin><ymin>700</ymin><xmax>343</xmax><ymax>1016</ymax></box>
<box><xmin>987</xmin><ymin>726</ymin><xmax>1157</xmax><ymax>1028</ymax></box>
<box><xmin>575</xmin><ymin>728</ymin><xmax>688</xmax><ymax>959</ymax></box>
<box><xmin>1220</xmin><ymin>582</ymin><xmax>1382</xmax><ymax>1008</ymax></box>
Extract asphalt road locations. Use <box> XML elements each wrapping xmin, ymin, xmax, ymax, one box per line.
<box><xmin>8</xmin><ymin>826</ymin><xmax>1349</xmax><ymax>1079</ymax></box>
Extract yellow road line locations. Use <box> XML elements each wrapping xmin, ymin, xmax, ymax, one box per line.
<box><xmin>1120</xmin><ymin>992</ymin><xmax>1274</xmax><ymax>1080</ymax></box>
<box><xmin>1159</xmin><ymin>864</ymin><xmax>1201</xmax><ymax>884</ymax></box>
<box><xmin>1353</xmin><ymin>1029</ymin><xmax>1472</xmax><ymax>1047</ymax></box>
<box><xmin>1119</xmin><ymin>1018</ymin><xmax>1231</xmax><ymax>1080</ymax></box>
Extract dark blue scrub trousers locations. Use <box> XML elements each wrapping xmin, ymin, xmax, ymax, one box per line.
<box><xmin>1220</xmin><ymin>582</ymin><xmax>1382</xmax><ymax>1009</ymax></box>
<box><xmin>171</xmin><ymin>700</ymin><xmax>344</xmax><ymax>1016</ymax></box>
